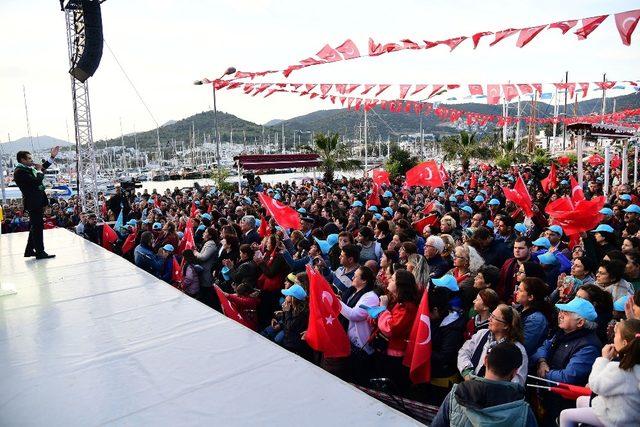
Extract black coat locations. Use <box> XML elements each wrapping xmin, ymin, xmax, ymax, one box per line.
<box><xmin>430</xmin><ymin>312</ymin><xmax>466</xmax><ymax>379</ymax></box>
<box><xmin>13</xmin><ymin>160</ymin><xmax>51</xmax><ymax>211</ymax></box>
<box><xmin>242</xmin><ymin>229</ymin><xmax>262</xmax><ymax>246</ymax></box>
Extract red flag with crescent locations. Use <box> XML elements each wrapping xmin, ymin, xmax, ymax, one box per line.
<box><xmin>366</xmin><ymin>183</ymin><xmax>381</xmax><ymax>208</ymax></box>
<box><xmin>215</xmin><ymin>285</ymin><xmax>252</xmax><ymax>328</ymax></box>
<box><xmin>257</xmin><ymin>192</ymin><xmax>301</xmax><ymax>230</ymax></box>
<box><xmin>541</xmin><ymin>163</ymin><xmax>558</xmax><ymax>193</ymax></box>
<box><xmin>305</xmin><ymin>265</ymin><xmax>350</xmax><ymax>358</ymax></box>
<box><xmin>177</xmin><ymin>219</ymin><xmax>196</xmax><ymax>254</ymax></box>
<box><xmin>406</xmin><ymin>161</ymin><xmax>444</xmax><ymax>188</ymax></box>
<box><xmin>121</xmin><ymin>227</ymin><xmax>137</xmax><ymax>255</ymax></box>
<box><xmin>502</xmin><ymin>175</ymin><xmax>534</xmax><ymax>217</ymax></box>
<box><xmin>615</xmin><ymin>9</ymin><xmax>640</xmax><ymax>46</ymax></box>
<box><xmin>570</xmin><ymin>176</ymin><xmax>585</xmax><ymax>202</ymax></box>
<box><xmin>403</xmin><ymin>289</ymin><xmax>432</xmax><ymax>384</ymax></box>
<box><xmin>101</xmin><ymin>224</ymin><xmax>118</xmax><ymax>252</ymax></box>
<box><xmin>373</xmin><ymin>169</ymin><xmax>391</xmax><ymax>186</ymax></box>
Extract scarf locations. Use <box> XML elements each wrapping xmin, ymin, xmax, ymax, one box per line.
<box><xmin>16</xmin><ymin>163</ymin><xmax>45</xmax><ymax>191</ymax></box>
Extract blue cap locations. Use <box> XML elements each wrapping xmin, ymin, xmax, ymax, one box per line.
<box><xmin>197</xmin><ymin>224</ymin><xmax>206</xmax><ymax>231</ymax></box>
<box><xmin>368</xmin><ymin>205</ymin><xmax>379</xmax><ymax>212</ymax></box>
<box><xmin>599</xmin><ymin>207</ymin><xmax>613</xmax><ymax>216</ymax></box>
<box><xmin>547</xmin><ymin>225</ymin><xmax>564</xmax><ymax>236</ymax></box>
<box><xmin>162</xmin><ymin>244</ymin><xmax>174</xmax><ymax>252</ymax></box>
<box><xmin>274</xmin><ymin>193</ymin><xmax>281</xmax><ymax>200</ymax></box>
<box><xmin>351</xmin><ymin>200</ymin><xmax>363</xmax><ymax>207</ymax></box>
<box><xmin>454</xmin><ymin>190</ymin><xmax>464</xmax><ymax>197</ymax></box>
<box><xmin>267</xmin><ymin>188</ymin><xmax>274</xmax><ymax>193</ymax></box>
<box><xmin>177</xmin><ymin>231</ymin><xmax>184</xmax><ymax>239</ymax></box>
<box><xmin>66</xmin><ymin>207</ymin><xmax>74</xmax><ymax>214</ymax></box>
<box><xmin>480</xmin><ymin>189</ymin><xmax>488</xmax><ymax>196</ymax></box>
<box><xmin>282</xmin><ymin>284</ymin><xmax>307</xmax><ymax>300</ymax></box>
<box><xmin>314</xmin><ymin>237</ymin><xmax>332</xmax><ymax>255</ymax></box>
<box><xmin>297</xmin><ymin>208</ymin><xmax>307</xmax><ymax>214</ymax></box>
<box><xmin>383</xmin><ymin>207</ymin><xmax>393</xmax><ymax>216</ymax></box>
<box><xmin>488</xmin><ymin>198</ymin><xmax>501</xmax><ymax>206</ymax></box>
<box><xmin>143</xmin><ymin>219</ymin><xmax>152</xmax><ymax>224</ymax></box>
<box><xmin>486</xmin><ymin>220</ymin><xmax>494</xmax><ymax>229</ymax></box>
<box><xmin>341</xmin><ymin>186</ymin><xmax>348</xmax><ymax>191</ymax></box>
<box><xmin>514</xmin><ymin>223</ymin><xmax>527</xmax><ymax>234</ymax></box>
<box><xmin>255</xmin><ymin>219</ymin><xmax>261</xmax><ymax>228</ymax></box>
<box><xmin>556</xmin><ymin>297</ymin><xmax>598</xmax><ymax>321</ymax></box>
<box><xmin>243</xmin><ymin>196</ymin><xmax>252</xmax><ymax>205</ymax></box>
<box><xmin>153</xmin><ymin>222</ymin><xmax>162</xmax><ymax>230</ymax></box>
<box><xmin>620</xmin><ymin>194</ymin><xmax>632</xmax><ymax>201</ymax></box>
<box><xmin>613</xmin><ymin>296</ymin><xmax>629</xmax><ymax>311</ymax></box>
<box><xmin>592</xmin><ymin>224</ymin><xmax>615</xmax><ymax>234</ymax></box>
<box><xmin>359</xmin><ymin>304</ymin><xmax>386</xmax><ymax>319</ymax></box>
<box><xmin>538</xmin><ymin>251</ymin><xmax>558</xmax><ymax>265</ymax></box>
<box><xmin>221</xmin><ymin>266</ymin><xmax>231</xmax><ymax>281</ymax></box>
<box><xmin>383</xmin><ymin>190</ymin><xmax>393</xmax><ymax>198</ymax></box>
<box><xmin>460</xmin><ymin>206</ymin><xmax>473</xmax><ymax>215</ymax></box>
<box><xmin>438</xmin><ymin>191</ymin><xmax>445</xmax><ymax>198</ymax></box>
<box><xmin>560</xmin><ymin>179</ymin><xmax>569</xmax><ymax>185</ymax></box>
<box><xmin>194</xmin><ymin>200</ymin><xmax>200</xmax><ymax>206</ymax></box>
<box><xmin>374</xmin><ymin>213</ymin><xmax>383</xmax><ymax>220</ymax></box>
<box><xmin>449</xmin><ymin>196</ymin><xmax>457</xmax><ymax>202</ymax></box>
<box><xmin>474</xmin><ymin>195</ymin><xmax>485</xmax><ymax>203</ymax></box>
<box><xmin>432</xmin><ymin>274</ymin><xmax>459</xmax><ymax>292</ymax></box>
<box><xmin>126</xmin><ymin>219</ymin><xmax>137</xmax><ymax>227</ymax></box>
<box><xmin>201</xmin><ymin>213</ymin><xmax>212</xmax><ymax>221</ymax></box>
<box><xmin>327</xmin><ymin>234</ymin><xmax>339</xmax><ymax>247</ymax></box>
<box><xmin>624</xmin><ymin>204</ymin><xmax>640</xmax><ymax>213</ymax></box>
<box><xmin>532</xmin><ymin>237</ymin><xmax>551</xmax><ymax>249</ymax></box>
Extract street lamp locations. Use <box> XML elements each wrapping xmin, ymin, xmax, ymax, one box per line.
<box><xmin>194</xmin><ymin>66</ymin><xmax>236</xmax><ymax>170</ymax></box>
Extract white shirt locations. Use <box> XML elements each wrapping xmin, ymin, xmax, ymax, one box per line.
<box><xmin>340</xmin><ymin>290</ymin><xmax>380</xmax><ymax>355</ymax></box>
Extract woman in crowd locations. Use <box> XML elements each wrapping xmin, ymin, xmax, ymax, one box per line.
<box><xmin>473</xmin><ymin>264</ymin><xmax>500</xmax><ymax>291</ymax></box>
<box><xmin>406</xmin><ymin>253</ymin><xmax>430</xmax><ymax>292</ymax></box>
<box><xmin>255</xmin><ymin>234</ymin><xmax>290</xmax><ymax>327</ymax></box>
<box><xmin>181</xmin><ymin>249</ymin><xmax>203</xmax><ymax>298</ymax></box>
<box><xmin>576</xmin><ymin>284</ymin><xmax>614</xmax><ymax>344</ymax></box>
<box><xmin>514</xmin><ymin>277</ymin><xmax>555</xmax><ymax>357</ymax></box>
<box><xmin>552</xmin><ymin>256</ymin><xmax>596</xmax><ymax>303</ymax></box>
<box><xmin>281</xmin><ymin>273</ymin><xmax>310</xmax><ymax>359</ymax></box>
<box><xmin>457</xmin><ymin>304</ymin><xmax>528</xmax><ymax>385</ymax></box>
<box><xmin>193</xmin><ymin>227</ymin><xmax>219</xmax><ymax>306</ymax></box>
<box><xmin>222</xmin><ymin>243</ymin><xmax>259</xmax><ymax>291</ymax></box>
<box><xmin>559</xmin><ymin>319</ymin><xmax>640</xmax><ymax>427</ymax></box>
<box><xmin>451</xmin><ymin>244</ymin><xmax>485</xmax><ymax>310</ymax></box>
<box><xmin>377</xmin><ymin>269</ymin><xmax>420</xmax><ymax>391</ymax></box>
<box><xmin>465</xmin><ymin>288</ymin><xmax>500</xmax><ymax>339</ymax></box>
<box><xmin>621</xmin><ymin>236</ymin><xmax>640</xmax><ymax>254</ymax></box>
<box><xmin>596</xmin><ymin>259</ymin><xmax>634</xmax><ymax>301</ymax></box>
<box><xmin>339</xmin><ymin>266</ymin><xmax>379</xmax><ymax>385</ymax></box>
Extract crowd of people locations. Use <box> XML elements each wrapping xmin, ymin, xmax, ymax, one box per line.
<box><xmin>3</xmin><ymin>160</ymin><xmax>640</xmax><ymax>427</ymax></box>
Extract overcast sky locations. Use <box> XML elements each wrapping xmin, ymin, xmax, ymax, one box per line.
<box><xmin>0</xmin><ymin>0</ymin><xmax>638</xmax><ymax>144</ymax></box>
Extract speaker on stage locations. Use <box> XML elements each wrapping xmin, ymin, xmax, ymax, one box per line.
<box><xmin>69</xmin><ymin>0</ymin><xmax>103</xmax><ymax>83</ymax></box>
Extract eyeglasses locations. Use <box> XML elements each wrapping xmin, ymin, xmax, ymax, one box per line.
<box><xmin>490</xmin><ymin>313</ymin><xmax>508</xmax><ymax>324</ymax></box>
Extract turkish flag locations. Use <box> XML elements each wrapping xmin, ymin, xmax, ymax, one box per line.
<box><xmin>258</xmin><ymin>215</ymin><xmax>270</xmax><ymax>238</ymax></box>
<box><xmin>468</xmin><ymin>84</ymin><xmax>484</xmax><ymax>96</ymax></box>
<box><xmin>304</xmin><ymin>265</ymin><xmax>350</xmax><ymax>358</ymax></box>
<box><xmin>153</xmin><ymin>195</ymin><xmax>162</xmax><ymax>208</ymax></box>
<box><xmin>412</xmin><ymin>214</ymin><xmax>439</xmax><ymax>234</ymax></box>
<box><xmin>611</xmin><ymin>154</ymin><xmax>622</xmax><ymax>169</ymax></box>
<box><xmin>190</xmin><ymin>202</ymin><xmax>199</xmax><ymax>218</ymax></box>
<box><xmin>172</xmin><ymin>257</ymin><xmax>183</xmax><ymax>285</ymax></box>
<box><xmin>595</xmin><ymin>81</ymin><xmax>616</xmax><ymax>90</ymax></box>
<box><xmin>399</xmin><ymin>84</ymin><xmax>412</xmax><ymax>99</ymax></box>
<box><xmin>100</xmin><ymin>201</ymin><xmax>107</xmax><ymax>218</ymax></box>
<box><xmin>439</xmin><ymin>164</ymin><xmax>450</xmax><ymax>183</ymax></box>
<box><xmin>373</xmin><ymin>169</ymin><xmax>391</xmax><ymax>186</ymax></box>
<box><xmin>215</xmin><ymin>285</ymin><xmax>251</xmax><ymax>328</ymax></box>
<box><xmin>121</xmin><ymin>227</ymin><xmax>137</xmax><ymax>255</ymax></box>
<box><xmin>575</xmin><ymin>15</ymin><xmax>609</xmax><ymax>40</ymax></box>
<box><xmin>549</xmin><ymin>20</ymin><xmax>578</xmax><ymax>34</ymax></box>
<box><xmin>541</xmin><ymin>163</ymin><xmax>558</xmax><ymax>193</ymax></box>
<box><xmin>316</xmin><ymin>44</ymin><xmax>342</xmax><ymax>62</ymax></box>
<box><xmin>375</xmin><ymin>84</ymin><xmax>391</xmax><ymax>97</ymax></box>
<box><xmin>579</xmin><ymin>82</ymin><xmax>590</xmax><ymax>98</ymax></box>
<box><xmin>177</xmin><ymin>219</ymin><xmax>196</xmax><ymax>254</ymax></box>
<box><xmin>570</xmin><ymin>176</ymin><xmax>585</xmax><ymax>202</ymax></box>
<box><xmin>517</xmin><ymin>84</ymin><xmax>533</xmax><ymax>95</ymax></box>
<box><xmin>406</xmin><ymin>161</ymin><xmax>444</xmax><ymax>188</ymax></box>
<box><xmin>335</xmin><ymin>39</ymin><xmax>360</xmax><ymax>59</ymax></box>
<box><xmin>367</xmin><ymin>183</ymin><xmax>382</xmax><ymax>208</ymax></box>
<box><xmin>516</xmin><ymin>25</ymin><xmax>547</xmax><ymax>47</ymax></box>
<box><xmin>502</xmin><ymin>175</ymin><xmax>534</xmax><ymax>217</ymax></box>
<box><xmin>472</xmin><ymin>31</ymin><xmax>493</xmax><ymax>48</ymax></box>
<box><xmin>470</xmin><ymin>173</ymin><xmax>478</xmax><ymax>189</ymax></box>
<box><xmin>422</xmin><ymin>201</ymin><xmax>436</xmax><ymax>215</ymax></box>
<box><xmin>102</xmin><ymin>224</ymin><xmax>118</xmax><ymax>252</ymax></box>
<box><xmin>487</xmin><ymin>84</ymin><xmax>501</xmax><ymax>105</ymax></box>
<box><xmin>403</xmin><ymin>289</ymin><xmax>432</xmax><ymax>384</ymax></box>
<box><xmin>558</xmin><ymin>156</ymin><xmax>571</xmax><ymax>166</ymax></box>
<box><xmin>587</xmin><ymin>153</ymin><xmax>605</xmax><ymax>166</ymax></box>
<box><xmin>502</xmin><ymin>84</ymin><xmax>519</xmax><ymax>102</ymax></box>
<box><xmin>427</xmin><ymin>84</ymin><xmax>445</xmax><ymax>99</ymax></box>
<box><xmin>615</xmin><ymin>10</ymin><xmax>640</xmax><ymax>46</ymax></box>
<box><xmin>257</xmin><ymin>192</ymin><xmax>301</xmax><ymax>230</ymax></box>
<box><xmin>545</xmin><ymin>196</ymin><xmax>605</xmax><ymax>236</ymax></box>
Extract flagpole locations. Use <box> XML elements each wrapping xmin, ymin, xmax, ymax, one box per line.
<box><xmin>634</xmin><ymin>145</ymin><xmax>638</xmax><ymax>188</ymax></box>
<box><xmin>515</xmin><ymin>97</ymin><xmax>521</xmax><ymax>150</ymax></box>
<box><xmin>577</xmin><ymin>132</ymin><xmax>584</xmax><ymax>186</ymax></box>
<box><xmin>622</xmin><ymin>141</ymin><xmax>629</xmax><ymax>185</ymax></box>
<box><xmin>562</xmin><ymin>71</ymin><xmax>568</xmax><ymax>151</ymax></box>
<box><xmin>604</xmin><ymin>145</ymin><xmax>611</xmax><ymax>197</ymax></box>
<box><xmin>364</xmin><ymin>107</ymin><xmax>368</xmax><ymax>178</ymax></box>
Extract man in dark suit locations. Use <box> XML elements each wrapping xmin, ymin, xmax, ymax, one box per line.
<box><xmin>239</xmin><ymin>215</ymin><xmax>261</xmax><ymax>245</ymax></box>
<box><xmin>14</xmin><ymin>146</ymin><xmax>60</xmax><ymax>259</ymax></box>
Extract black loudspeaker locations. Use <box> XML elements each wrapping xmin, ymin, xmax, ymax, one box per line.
<box><xmin>69</xmin><ymin>0</ymin><xmax>103</xmax><ymax>83</ymax></box>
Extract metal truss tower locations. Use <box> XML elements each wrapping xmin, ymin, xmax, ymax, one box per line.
<box><xmin>64</xmin><ymin>4</ymin><xmax>100</xmax><ymax>216</ymax></box>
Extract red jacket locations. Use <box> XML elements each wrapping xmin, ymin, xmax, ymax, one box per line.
<box><xmin>378</xmin><ymin>301</ymin><xmax>418</xmax><ymax>357</ymax></box>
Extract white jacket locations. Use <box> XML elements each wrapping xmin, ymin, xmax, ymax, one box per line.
<box><xmin>457</xmin><ymin>329</ymin><xmax>529</xmax><ymax>385</ymax></box>
<box><xmin>589</xmin><ymin>357</ymin><xmax>640</xmax><ymax>426</ymax></box>
<box><xmin>340</xmin><ymin>291</ymin><xmax>380</xmax><ymax>355</ymax></box>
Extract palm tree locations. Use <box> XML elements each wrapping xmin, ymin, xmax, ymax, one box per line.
<box><xmin>300</xmin><ymin>132</ymin><xmax>360</xmax><ymax>182</ymax></box>
<box><xmin>441</xmin><ymin>131</ymin><xmax>494</xmax><ymax>172</ymax></box>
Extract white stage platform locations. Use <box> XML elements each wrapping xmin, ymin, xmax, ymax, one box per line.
<box><xmin>0</xmin><ymin>229</ymin><xmax>419</xmax><ymax>426</ymax></box>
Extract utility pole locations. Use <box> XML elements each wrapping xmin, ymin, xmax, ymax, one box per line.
<box><xmin>515</xmin><ymin>97</ymin><xmax>521</xmax><ymax>150</ymax></box>
<box><xmin>562</xmin><ymin>71</ymin><xmax>568</xmax><ymax>151</ymax></box>
<box><xmin>281</xmin><ymin>122</ymin><xmax>285</xmax><ymax>153</ymax></box>
<box><xmin>601</xmin><ymin>73</ymin><xmax>607</xmax><ymax>121</ymax></box>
